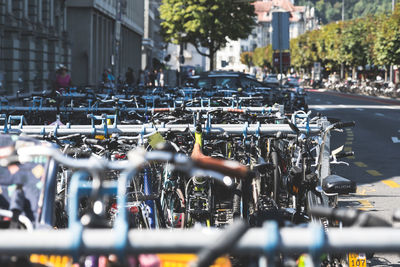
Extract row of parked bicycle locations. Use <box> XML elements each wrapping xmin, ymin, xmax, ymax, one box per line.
<box><xmin>324</xmin><ymin>79</ymin><xmax>400</xmax><ymax>98</ymax></box>
<box><xmin>0</xmin><ymin>83</ymin><xmax>393</xmax><ymax>267</ymax></box>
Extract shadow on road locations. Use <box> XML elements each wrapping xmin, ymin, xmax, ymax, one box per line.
<box><xmin>369</xmin><ymin>256</ymin><xmax>400</xmax><ymax>267</ymax></box>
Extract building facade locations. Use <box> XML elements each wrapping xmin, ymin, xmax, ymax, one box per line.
<box><xmin>67</xmin><ymin>0</ymin><xmax>144</xmax><ymax>86</ymax></box>
<box><xmin>0</xmin><ymin>0</ymin><xmax>70</xmax><ymax>94</ymax></box>
<box><xmin>141</xmin><ymin>0</ymin><xmax>165</xmax><ymax>71</ymax></box>
<box><xmin>166</xmin><ymin>43</ymin><xmax>209</xmax><ymax>74</ymax></box>
<box><xmin>250</xmin><ymin>0</ymin><xmax>310</xmax><ymax>48</ymax></box>
<box><xmin>217</xmin><ymin>0</ymin><xmax>318</xmax><ymax>72</ymax></box>
<box><xmin>216</xmin><ymin>40</ymin><xmax>247</xmax><ymax>72</ymax></box>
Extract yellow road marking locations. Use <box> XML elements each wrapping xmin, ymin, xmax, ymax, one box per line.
<box><xmin>366</xmin><ymin>170</ymin><xmax>382</xmax><ymax>176</ymax></box>
<box><xmin>357</xmin><ymin>188</ymin><xmax>366</xmax><ymax>195</ymax></box>
<box><xmin>347</xmin><ymin>133</ymin><xmax>354</xmax><ymax>137</ymax></box>
<box><xmin>356</xmin><ymin>187</ymin><xmax>376</xmax><ymax>195</ymax></box>
<box><xmin>358</xmin><ymin>199</ymin><xmax>374</xmax><ymax>210</ymax></box>
<box><xmin>354</xmin><ymin>162</ymin><xmax>367</xmax><ymax>168</ymax></box>
<box><xmin>346</xmin><ymin>137</ymin><xmax>354</xmax><ymax>141</ymax></box>
<box><xmin>345</xmin><ymin>141</ymin><xmax>353</xmax><ymax>145</ymax></box>
<box><xmin>344</xmin><ymin>147</ymin><xmax>352</xmax><ymax>152</ymax></box>
<box><xmin>348</xmin><ymin>156</ymin><xmax>355</xmax><ymax>160</ymax></box>
<box><xmin>382</xmin><ymin>180</ymin><xmax>400</xmax><ymax>188</ymax></box>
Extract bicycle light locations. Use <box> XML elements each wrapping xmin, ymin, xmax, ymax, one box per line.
<box><xmin>223</xmin><ymin>176</ymin><xmax>233</xmax><ymax>187</ymax></box>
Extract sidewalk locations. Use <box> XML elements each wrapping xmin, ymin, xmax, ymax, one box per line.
<box><xmin>306</xmin><ymin>87</ymin><xmax>400</xmax><ymax>105</ymax></box>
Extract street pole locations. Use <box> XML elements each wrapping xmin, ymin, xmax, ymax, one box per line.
<box><xmin>115</xmin><ymin>0</ymin><xmax>122</xmax><ymax>83</ymax></box>
<box><xmin>342</xmin><ymin>0</ymin><xmax>344</xmax><ymax>21</ymax></box>
<box><xmin>278</xmin><ymin>13</ymin><xmax>283</xmax><ymax>90</ymax></box>
<box><xmin>390</xmin><ymin>0</ymin><xmax>395</xmax><ymax>83</ymax></box>
<box><xmin>340</xmin><ymin>0</ymin><xmax>344</xmax><ymax>80</ymax></box>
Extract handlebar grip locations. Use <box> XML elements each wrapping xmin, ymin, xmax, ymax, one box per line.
<box><xmin>152</xmin><ymin>108</ymin><xmax>171</xmax><ymax>113</ymax></box>
<box><xmin>310</xmin><ymin>207</ymin><xmax>391</xmax><ymax>227</ymax></box>
<box><xmin>227</xmin><ymin>108</ymin><xmax>245</xmax><ymax>113</ymax></box>
<box><xmin>334</xmin><ymin>121</ymin><xmax>355</xmax><ymax>129</ymax></box>
<box><xmin>191</xmin><ymin>143</ymin><xmax>249</xmax><ymax>179</ymax></box>
<box><xmin>84</xmin><ymin>138</ymin><xmax>99</xmax><ymax>145</ymax></box>
<box><xmin>335</xmin><ymin>151</ymin><xmax>354</xmax><ymax>159</ymax></box>
<box><xmin>363</xmin><ymin>214</ymin><xmax>392</xmax><ymax>227</ymax></box>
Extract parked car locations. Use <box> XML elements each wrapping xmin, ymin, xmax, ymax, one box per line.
<box><xmin>286</xmin><ymin>76</ymin><xmax>300</xmax><ymax>87</ymax></box>
<box><xmin>264</xmin><ymin>74</ymin><xmax>280</xmax><ymax>87</ymax></box>
<box><xmin>184</xmin><ymin>71</ymin><xmax>269</xmax><ymax>90</ymax></box>
<box><xmin>183</xmin><ymin>71</ymin><xmax>280</xmax><ymax>105</ymax></box>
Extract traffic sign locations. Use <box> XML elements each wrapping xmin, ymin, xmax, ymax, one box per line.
<box><xmin>273</xmin><ymin>52</ymin><xmax>290</xmax><ymax>68</ymax></box>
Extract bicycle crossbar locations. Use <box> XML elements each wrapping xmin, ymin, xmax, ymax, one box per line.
<box><xmin>0</xmin><ymin>225</ymin><xmax>399</xmax><ymax>255</ymax></box>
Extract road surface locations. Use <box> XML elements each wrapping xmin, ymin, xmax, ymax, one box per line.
<box><xmin>308</xmin><ymin>89</ymin><xmax>400</xmax><ymax>266</ymax></box>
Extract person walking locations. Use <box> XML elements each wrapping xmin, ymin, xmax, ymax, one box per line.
<box><xmin>159</xmin><ymin>68</ymin><xmax>165</xmax><ymax>88</ymax></box>
<box><xmin>102</xmin><ymin>68</ymin><xmax>115</xmax><ymax>89</ymax></box>
<box><xmin>125</xmin><ymin>67</ymin><xmax>135</xmax><ymax>87</ymax></box>
<box><xmin>55</xmin><ymin>64</ymin><xmax>72</xmax><ymax>93</ymax></box>
<box><xmin>138</xmin><ymin>70</ymin><xmax>145</xmax><ymax>87</ymax></box>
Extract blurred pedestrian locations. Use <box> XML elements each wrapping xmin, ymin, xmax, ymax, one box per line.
<box><xmin>144</xmin><ymin>68</ymin><xmax>150</xmax><ymax>86</ymax></box>
<box><xmin>159</xmin><ymin>68</ymin><xmax>165</xmax><ymax>88</ymax></box>
<box><xmin>55</xmin><ymin>64</ymin><xmax>72</xmax><ymax>93</ymax></box>
<box><xmin>149</xmin><ymin>69</ymin><xmax>157</xmax><ymax>87</ymax></box>
<box><xmin>138</xmin><ymin>70</ymin><xmax>145</xmax><ymax>87</ymax></box>
<box><xmin>153</xmin><ymin>69</ymin><xmax>159</xmax><ymax>87</ymax></box>
<box><xmin>102</xmin><ymin>68</ymin><xmax>115</xmax><ymax>89</ymax></box>
<box><xmin>125</xmin><ymin>67</ymin><xmax>135</xmax><ymax>87</ymax></box>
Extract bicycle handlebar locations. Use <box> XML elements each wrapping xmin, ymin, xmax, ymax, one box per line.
<box><xmin>191</xmin><ymin>143</ymin><xmax>251</xmax><ymax>179</ymax></box>
<box><xmin>335</xmin><ymin>151</ymin><xmax>354</xmax><ymax>159</ymax></box>
<box><xmin>16</xmin><ymin>145</ymin><xmax>247</xmax><ymax>185</ymax></box>
<box><xmin>309</xmin><ymin>206</ymin><xmax>391</xmax><ymax>227</ymax></box>
<box><xmin>333</xmin><ymin>121</ymin><xmax>356</xmax><ymax>129</ymax></box>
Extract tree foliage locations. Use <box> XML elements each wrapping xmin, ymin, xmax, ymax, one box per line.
<box><xmin>252</xmin><ymin>45</ymin><xmax>272</xmax><ymax>69</ymax></box>
<box><xmin>240</xmin><ymin>51</ymin><xmax>253</xmax><ymax>70</ymax></box>
<box><xmin>160</xmin><ymin>0</ymin><xmax>256</xmax><ymax>70</ymax></box>
<box><xmin>296</xmin><ymin>0</ymin><xmax>391</xmax><ymax>24</ymax></box>
<box><xmin>374</xmin><ymin>9</ymin><xmax>400</xmax><ymax>67</ymax></box>
<box><xmin>290</xmin><ymin>3</ymin><xmax>400</xmax><ymax>74</ymax></box>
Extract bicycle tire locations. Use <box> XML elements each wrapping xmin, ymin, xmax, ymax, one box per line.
<box><xmin>162</xmin><ymin>189</ymin><xmax>185</xmax><ymax>228</ymax></box>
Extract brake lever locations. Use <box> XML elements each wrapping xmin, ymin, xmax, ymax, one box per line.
<box><xmin>329</xmin><ymin>160</ymin><xmax>349</xmax><ymax>166</ymax></box>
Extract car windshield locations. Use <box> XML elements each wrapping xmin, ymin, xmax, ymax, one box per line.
<box><xmin>215</xmin><ymin>77</ymin><xmax>239</xmax><ymax>89</ymax></box>
<box><xmin>196</xmin><ymin>78</ymin><xmax>213</xmax><ymax>89</ymax></box>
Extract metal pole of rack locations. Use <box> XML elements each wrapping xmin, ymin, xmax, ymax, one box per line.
<box><xmin>0</xmin><ymin>106</ymin><xmax>283</xmax><ymax>113</ymax></box>
<box><xmin>0</xmin><ymin>225</ymin><xmax>400</xmax><ymax>255</ymax></box>
<box><xmin>6</xmin><ymin>124</ymin><xmax>322</xmax><ymax>136</ymax></box>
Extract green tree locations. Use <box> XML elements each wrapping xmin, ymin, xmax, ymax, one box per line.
<box><xmin>160</xmin><ymin>0</ymin><xmax>256</xmax><ymax>70</ymax></box>
<box><xmin>240</xmin><ymin>51</ymin><xmax>254</xmax><ymax>70</ymax></box>
<box><xmin>297</xmin><ymin>0</ymin><xmax>391</xmax><ymax>24</ymax></box>
<box><xmin>252</xmin><ymin>45</ymin><xmax>272</xmax><ymax>69</ymax></box>
<box><xmin>290</xmin><ymin>30</ymin><xmax>321</xmax><ymax>71</ymax></box>
<box><xmin>374</xmin><ymin>6</ymin><xmax>400</xmax><ymax>69</ymax></box>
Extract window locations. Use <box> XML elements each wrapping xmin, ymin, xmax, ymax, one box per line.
<box><xmin>196</xmin><ymin>78</ymin><xmax>213</xmax><ymax>90</ymax></box>
<box><xmin>240</xmin><ymin>78</ymin><xmax>263</xmax><ymax>89</ymax></box>
<box><xmin>215</xmin><ymin>77</ymin><xmax>239</xmax><ymax>89</ymax></box>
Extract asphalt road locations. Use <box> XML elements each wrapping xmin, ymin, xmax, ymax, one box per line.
<box><xmin>307</xmin><ymin>89</ymin><xmax>400</xmax><ymax>266</ymax></box>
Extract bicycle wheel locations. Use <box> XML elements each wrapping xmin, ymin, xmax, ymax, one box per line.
<box><xmin>162</xmin><ymin>189</ymin><xmax>185</xmax><ymax>228</ymax></box>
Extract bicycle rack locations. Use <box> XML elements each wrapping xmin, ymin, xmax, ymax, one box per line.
<box><xmin>5</xmin><ymin>115</ymin><xmax>24</xmax><ymax>133</ymax></box>
<box><xmin>88</xmin><ymin>114</ymin><xmax>118</xmax><ymax>137</ymax></box>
